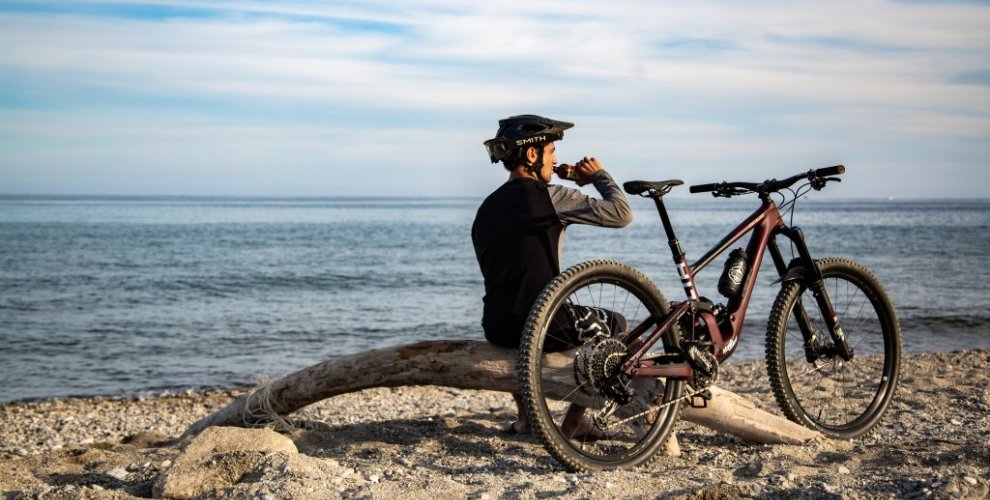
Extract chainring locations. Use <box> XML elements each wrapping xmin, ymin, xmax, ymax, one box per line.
<box><xmin>690</xmin><ymin>346</ymin><xmax>719</xmax><ymax>389</ymax></box>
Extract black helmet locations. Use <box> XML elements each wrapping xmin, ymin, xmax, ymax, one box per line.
<box><xmin>484</xmin><ymin>114</ymin><xmax>574</xmax><ymax>163</ymax></box>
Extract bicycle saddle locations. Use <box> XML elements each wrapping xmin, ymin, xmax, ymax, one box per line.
<box><xmin>623</xmin><ymin>179</ymin><xmax>684</xmax><ymax>197</ymax></box>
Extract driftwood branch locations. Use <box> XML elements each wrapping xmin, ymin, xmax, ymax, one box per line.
<box><xmin>183</xmin><ymin>340</ymin><xmax>819</xmax><ymax>445</ymax></box>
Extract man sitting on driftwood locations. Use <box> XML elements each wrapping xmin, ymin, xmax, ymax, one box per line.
<box><xmin>474</xmin><ymin>114</ymin><xmax>634</xmax><ymax>439</ymax></box>
<box><xmin>182</xmin><ymin>115</ymin><xmax>820</xmax><ymax>452</ymax></box>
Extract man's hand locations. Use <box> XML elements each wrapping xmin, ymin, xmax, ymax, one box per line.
<box><xmin>574</xmin><ymin>157</ymin><xmax>604</xmax><ymax>186</ymax></box>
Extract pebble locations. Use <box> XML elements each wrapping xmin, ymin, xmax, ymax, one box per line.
<box><xmin>105</xmin><ymin>467</ymin><xmax>129</xmax><ymax>480</ymax></box>
<box><xmin>0</xmin><ymin>351</ymin><xmax>987</xmax><ymax>499</ymax></box>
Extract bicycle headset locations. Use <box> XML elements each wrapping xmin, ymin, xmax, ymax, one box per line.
<box><xmin>484</xmin><ymin>115</ymin><xmax>574</xmax><ymax>173</ymax></box>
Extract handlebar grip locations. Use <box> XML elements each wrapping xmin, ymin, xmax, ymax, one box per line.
<box><xmin>690</xmin><ymin>183</ymin><xmax>720</xmax><ymax>194</ymax></box>
<box><xmin>815</xmin><ymin>165</ymin><xmax>845</xmax><ymax>177</ymax></box>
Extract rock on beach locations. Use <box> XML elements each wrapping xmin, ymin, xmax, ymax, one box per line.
<box><xmin>1</xmin><ymin>349</ymin><xmax>988</xmax><ymax>498</ymax></box>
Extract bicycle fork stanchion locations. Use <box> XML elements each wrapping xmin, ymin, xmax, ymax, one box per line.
<box><xmin>769</xmin><ymin>235</ymin><xmax>822</xmax><ymax>363</ymax></box>
<box><xmin>782</xmin><ymin>226</ymin><xmax>854</xmax><ymax>361</ymax></box>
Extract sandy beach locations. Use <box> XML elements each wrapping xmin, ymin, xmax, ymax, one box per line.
<box><xmin>2</xmin><ymin>349</ymin><xmax>987</xmax><ymax>499</ymax></box>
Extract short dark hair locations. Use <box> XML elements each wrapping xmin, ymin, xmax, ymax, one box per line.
<box><xmin>501</xmin><ymin>147</ymin><xmax>527</xmax><ymax>171</ymax></box>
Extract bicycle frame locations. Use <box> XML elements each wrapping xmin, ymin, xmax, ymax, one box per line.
<box><xmin>621</xmin><ymin>192</ymin><xmax>848</xmax><ymax>380</ymax></box>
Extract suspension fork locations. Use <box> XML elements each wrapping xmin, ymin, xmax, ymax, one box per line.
<box><xmin>772</xmin><ymin>227</ymin><xmax>853</xmax><ymax>361</ymax></box>
<box><xmin>768</xmin><ymin>235</ymin><xmax>817</xmax><ymax>362</ymax></box>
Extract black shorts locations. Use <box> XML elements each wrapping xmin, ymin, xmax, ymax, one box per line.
<box><xmin>483</xmin><ymin>305</ymin><xmax>626</xmax><ymax>351</ymax></box>
<box><xmin>543</xmin><ymin>305</ymin><xmax>627</xmax><ymax>353</ymax></box>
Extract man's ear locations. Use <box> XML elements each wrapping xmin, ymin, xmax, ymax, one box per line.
<box><xmin>524</xmin><ymin>146</ymin><xmax>538</xmax><ymax>164</ymax></box>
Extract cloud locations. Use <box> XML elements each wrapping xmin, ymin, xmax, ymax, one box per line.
<box><xmin>0</xmin><ymin>0</ymin><xmax>988</xmax><ymax>197</ymax></box>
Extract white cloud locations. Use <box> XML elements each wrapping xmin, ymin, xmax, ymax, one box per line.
<box><xmin>0</xmin><ymin>0</ymin><xmax>987</xmax><ymax>196</ymax></box>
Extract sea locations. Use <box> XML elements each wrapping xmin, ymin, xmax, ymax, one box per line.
<box><xmin>2</xmin><ymin>195</ymin><xmax>988</xmax><ymax>403</ymax></box>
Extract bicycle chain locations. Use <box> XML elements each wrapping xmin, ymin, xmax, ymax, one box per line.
<box><xmin>600</xmin><ymin>381</ymin><xmax>713</xmax><ymax>430</ymax></box>
<box><xmin>600</xmin><ymin>348</ymin><xmax>720</xmax><ymax>431</ymax></box>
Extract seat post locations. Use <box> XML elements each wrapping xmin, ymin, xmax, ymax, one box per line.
<box><xmin>653</xmin><ymin>196</ymin><xmax>686</xmax><ymax>265</ymax></box>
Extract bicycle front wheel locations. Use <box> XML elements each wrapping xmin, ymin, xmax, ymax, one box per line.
<box><xmin>518</xmin><ymin>260</ymin><xmax>684</xmax><ymax>472</ymax></box>
<box><xmin>766</xmin><ymin>258</ymin><xmax>901</xmax><ymax>439</ymax></box>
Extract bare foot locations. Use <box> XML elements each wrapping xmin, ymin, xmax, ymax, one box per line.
<box><xmin>561</xmin><ymin>417</ymin><xmax>607</xmax><ymax>442</ymax></box>
<box><xmin>502</xmin><ymin>420</ymin><xmax>531</xmax><ymax>435</ymax></box>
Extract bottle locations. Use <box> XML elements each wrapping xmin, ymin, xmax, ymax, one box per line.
<box><xmin>718</xmin><ymin>248</ymin><xmax>749</xmax><ymax>298</ymax></box>
<box><xmin>554</xmin><ymin>164</ymin><xmax>580</xmax><ymax>181</ymax></box>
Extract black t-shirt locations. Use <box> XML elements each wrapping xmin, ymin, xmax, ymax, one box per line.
<box><xmin>472</xmin><ymin>179</ymin><xmax>563</xmax><ymax>348</ymax></box>
<box><xmin>472</xmin><ymin>172</ymin><xmax>633</xmax><ymax>348</ymax></box>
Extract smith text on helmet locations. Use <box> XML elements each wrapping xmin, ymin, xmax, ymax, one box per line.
<box><xmin>515</xmin><ymin>135</ymin><xmax>548</xmax><ymax>147</ymax></box>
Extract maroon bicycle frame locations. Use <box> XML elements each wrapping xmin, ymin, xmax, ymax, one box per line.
<box><xmin>621</xmin><ymin>194</ymin><xmax>790</xmax><ymax>379</ymax></box>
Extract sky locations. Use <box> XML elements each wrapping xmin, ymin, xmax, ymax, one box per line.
<box><xmin>0</xmin><ymin>1</ymin><xmax>988</xmax><ymax>198</ymax></box>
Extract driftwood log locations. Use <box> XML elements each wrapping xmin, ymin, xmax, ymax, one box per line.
<box><xmin>183</xmin><ymin>340</ymin><xmax>820</xmax><ymax>447</ymax></box>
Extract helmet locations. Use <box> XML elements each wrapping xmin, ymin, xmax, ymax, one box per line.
<box><xmin>484</xmin><ymin>114</ymin><xmax>574</xmax><ymax>164</ymax></box>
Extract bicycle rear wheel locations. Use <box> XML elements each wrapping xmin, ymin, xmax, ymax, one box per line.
<box><xmin>766</xmin><ymin>258</ymin><xmax>901</xmax><ymax>439</ymax></box>
<box><xmin>518</xmin><ymin>260</ymin><xmax>684</xmax><ymax>472</ymax></box>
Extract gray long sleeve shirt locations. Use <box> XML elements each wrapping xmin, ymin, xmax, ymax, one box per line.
<box><xmin>546</xmin><ymin>170</ymin><xmax>633</xmax><ymax>263</ymax></box>
<box><xmin>548</xmin><ymin>170</ymin><xmax>633</xmax><ymax>227</ymax></box>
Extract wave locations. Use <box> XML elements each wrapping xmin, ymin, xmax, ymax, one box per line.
<box><xmin>0</xmin><ymin>270</ymin><xmax>483</xmax><ymax>310</ymax></box>
<box><xmin>900</xmin><ymin>315</ymin><xmax>990</xmax><ymax>335</ymax></box>
<box><xmin>158</xmin><ymin>271</ymin><xmax>481</xmax><ymax>295</ymax></box>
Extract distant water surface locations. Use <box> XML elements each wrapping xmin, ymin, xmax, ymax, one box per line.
<box><xmin>1</xmin><ymin>195</ymin><xmax>988</xmax><ymax>402</ymax></box>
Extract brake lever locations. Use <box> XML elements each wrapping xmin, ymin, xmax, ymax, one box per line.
<box><xmin>811</xmin><ymin>176</ymin><xmax>843</xmax><ymax>191</ymax></box>
<box><xmin>710</xmin><ymin>182</ymin><xmax>730</xmax><ymax>198</ymax></box>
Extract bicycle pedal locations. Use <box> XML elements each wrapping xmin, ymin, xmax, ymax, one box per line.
<box><xmin>689</xmin><ymin>390</ymin><xmax>712</xmax><ymax>409</ymax></box>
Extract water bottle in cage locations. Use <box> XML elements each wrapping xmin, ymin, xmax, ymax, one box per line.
<box><xmin>718</xmin><ymin>248</ymin><xmax>749</xmax><ymax>298</ymax></box>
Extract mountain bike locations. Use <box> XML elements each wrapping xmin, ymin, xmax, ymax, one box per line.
<box><xmin>518</xmin><ymin>165</ymin><xmax>901</xmax><ymax>472</ymax></box>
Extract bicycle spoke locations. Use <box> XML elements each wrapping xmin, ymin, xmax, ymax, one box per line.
<box><xmin>519</xmin><ymin>261</ymin><xmax>683</xmax><ymax>470</ymax></box>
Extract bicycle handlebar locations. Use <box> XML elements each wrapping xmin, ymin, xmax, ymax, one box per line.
<box><xmin>688</xmin><ymin>183</ymin><xmax>720</xmax><ymax>194</ymax></box>
<box><xmin>689</xmin><ymin>165</ymin><xmax>845</xmax><ymax>197</ymax></box>
<box><xmin>816</xmin><ymin>165</ymin><xmax>845</xmax><ymax>177</ymax></box>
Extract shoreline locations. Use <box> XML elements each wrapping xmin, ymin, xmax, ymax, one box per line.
<box><xmin>2</xmin><ymin>349</ymin><xmax>988</xmax><ymax>498</ymax></box>
<box><xmin>5</xmin><ymin>340</ymin><xmax>990</xmax><ymax>407</ymax></box>
<box><xmin>0</xmin><ymin>383</ymin><xmax>255</xmax><ymax>407</ymax></box>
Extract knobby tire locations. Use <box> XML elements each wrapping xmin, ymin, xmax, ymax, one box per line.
<box><xmin>765</xmin><ymin>258</ymin><xmax>901</xmax><ymax>439</ymax></box>
<box><xmin>518</xmin><ymin>260</ymin><xmax>684</xmax><ymax>472</ymax></box>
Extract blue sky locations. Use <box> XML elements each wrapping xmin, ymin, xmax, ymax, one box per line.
<box><xmin>0</xmin><ymin>1</ymin><xmax>988</xmax><ymax>198</ymax></box>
